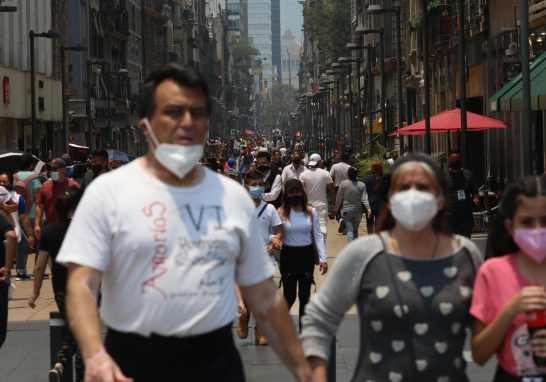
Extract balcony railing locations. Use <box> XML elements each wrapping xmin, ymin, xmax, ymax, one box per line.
<box><xmin>103</xmin><ymin>1</ymin><xmax>129</xmax><ymax>36</ymax></box>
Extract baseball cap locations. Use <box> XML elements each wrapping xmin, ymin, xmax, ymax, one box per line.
<box><xmin>284</xmin><ymin>179</ymin><xmax>304</xmax><ymax>193</ymax></box>
<box><xmin>49</xmin><ymin>158</ymin><xmax>67</xmax><ymax>169</ymax></box>
<box><xmin>308</xmin><ymin>153</ymin><xmax>322</xmax><ymax>166</ymax></box>
<box><xmin>227</xmin><ymin>158</ymin><xmax>234</xmax><ymax>166</ymax></box>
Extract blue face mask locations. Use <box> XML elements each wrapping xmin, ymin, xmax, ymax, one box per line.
<box><xmin>50</xmin><ymin>171</ymin><xmax>60</xmax><ymax>181</ymax></box>
<box><xmin>249</xmin><ymin>186</ymin><xmax>264</xmax><ymax>199</ymax></box>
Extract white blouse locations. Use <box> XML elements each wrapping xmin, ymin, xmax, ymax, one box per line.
<box><xmin>279</xmin><ymin>207</ymin><xmax>327</xmax><ymax>263</ymax></box>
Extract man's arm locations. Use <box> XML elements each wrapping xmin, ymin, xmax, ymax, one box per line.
<box><xmin>19</xmin><ymin>213</ymin><xmax>35</xmax><ymax>248</ymax></box>
<box><xmin>28</xmin><ymin>250</ymin><xmax>49</xmax><ymax>308</ymax></box>
<box><xmin>334</xmin><ymin>183</ymin><xmax>344</xmax><ymax>212</ymax></box>
<box><xmin>241</xmin><ymin>279</ymin><xmax>313</xmax><ymax>382</ymax></box>
<box><xmin>2</xmin><ymin>230</ymin><xmax>17</xmax><ymax>279</ymax></box>
<box><xmin>469</xmin><ymin>172</ymin><xmax>480</xmax><ymax>206</ymax></box>
<box><xmin>262</xmin><ymin>175</ymin><xmax>282</xmax><ymax>201</ymax></box>
<box><xmin>34</xmin><ymin>203</ymin><xmax>45</xmax><ymax>239</ymax></box>
<box><xmin>66</xmin><ymin>264</ymin><xmax>132</xmax><ymax>382</ymax></box>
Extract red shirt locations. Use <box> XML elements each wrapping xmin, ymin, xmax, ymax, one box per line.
<box><xmin>36</xmin><ymin>178</ymin><xmax>80</xmax><ymax>225</ymax></box>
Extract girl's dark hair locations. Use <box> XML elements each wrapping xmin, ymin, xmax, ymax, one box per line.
<box><xmin>56</xmin><ymin>186</ymin><xmax>83</xmax><ymax>230</ymax></box>
<box><xmin>278</xmin><ymin>187</ymin><xmax>310</xmax><ymax>222</ymax></box>
<box><xmin>206</xmin><ymin>157</ymin><xmax>219</xmax><ymax>171</ymax></box>
<box><xmin>348</xmin><ymin>167</ymin><xmax>358</xmax><ymax>180</ymax></box>
<box><xmin>487</xmin><ymin>176</ymin><xmax>546</xmax><ymax>258</ymax></box>
<box><xmin>0</xmin><ymin>172</ymin><xmax>14</xmax><ymax>186</ymax></box>
<box><xmin>370</xmin><ymin>161</ymin><xmax>383</xmax><ymax>189</ymax></box>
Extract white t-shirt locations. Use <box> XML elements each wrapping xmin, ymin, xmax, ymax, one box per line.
<box><xmin>280</xmin><ymin>148</ymin><xmax>287</xmax><ymax>156</ymax></box>
<box><xmin>255</xmin><ymin>200</ymin><xmax>281</xmax><ymax>246</ymax></box>
<box><xmin>300</xmin><ymin>168</ymin><xmax>333</xmax><ymax>207</ymax></box>
<box><xmin>57</xmin><ymin>160</ymin><xmax>273</xmax><ymax>337</ymax></box>
<box><xmin>329</xmin><ymin>162</ymin><xmax>351</xmax><ymax>187</ymax></box>
<box><xmin>279</xmin><ymin>208</ymin><xmax>327</xmax><ymax>263</ymax></box>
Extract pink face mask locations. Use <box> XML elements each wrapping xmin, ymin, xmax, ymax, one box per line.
<box><xmin>513</xmin><ymin>228</ymin><xmax>546</xmax><ymax>264</ymax></box>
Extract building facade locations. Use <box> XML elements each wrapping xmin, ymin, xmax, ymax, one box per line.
<box><xmin>281</xmin><ymin>29</ymin><xmax>301</xmax><ymax>87</ymax></box>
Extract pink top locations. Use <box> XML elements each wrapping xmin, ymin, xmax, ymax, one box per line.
<box><xmin>470</xmin><ymin>254</ymin><xmax>544</xmax><ymax>376</ymax></box>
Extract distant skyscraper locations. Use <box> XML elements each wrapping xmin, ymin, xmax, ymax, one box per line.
<box><xmin>281</xmin><ymin>30</ymin><xmax>301</xmax><ymax>86</ymax></box>
<box><xmin>227</xmin><ymin>0</ymin><xmax>248</xmax><ymax>40</ymax></box>
<box><xmin>271</xmin><ymin>0</ymin><xmax>281</xmax><ymax>84</ymax></box>
<box><xmin>248</xmin><ymin>0</ymin><xmax>272</xmax><ymax>85</ymax></box>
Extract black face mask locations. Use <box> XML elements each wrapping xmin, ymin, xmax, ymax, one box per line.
<box><xmin>293</xmin><ymin>158</ymin><xmax>301</xmax><ymax>165</ymax></box>
<box><xmin>91</xmin><ymin>163</ymin><xmax>104</xmax><ymax>175</ymax></box>
<box><xmin>258</xmin><ymin>164</ymin><xmax>269</xmax><ymax>173</ymax></box>
<box><xmin>288</xmin><ymin>195</ymin><xmax>303</xmax><ymax>206</ymax></box>
<box><xmin>449</xmin><ymin>160</ymin><xmax>462</xmax><ymax>170</ymax></box>
<box><xmin>1</xmin><ymin>184</ymin><xmax>11</xmax><ymax>191</ymax></box>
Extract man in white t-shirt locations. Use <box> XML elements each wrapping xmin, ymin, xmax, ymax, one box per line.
<box><xmin>236</xmin><ymin>171</ymin><xmax>283</xmax><ymax>345</ymax></box>
<box><xmin>300</xmin><ymin>154</ymin><xmax>336</xmax><ymax>240</ymax></box>
<box><xmin>57</xmin><ymin>64</ymin><xmax>314</xmax><ymax>382</ymax></box>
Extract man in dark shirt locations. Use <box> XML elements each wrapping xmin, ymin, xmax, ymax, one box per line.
<box><xmin>270</xmin><ymin>149</ymin><xmax>286</xmax><ymax>173</ymax></box>
<box><xmin>0</xmin><ymin>214</ymin><xmax>18</xmax><ymax>348</ymax></box>
<box><xmin>443</xmin><ymin>150</ymin><xmax>480</xmax><ymax>238</ymax></box>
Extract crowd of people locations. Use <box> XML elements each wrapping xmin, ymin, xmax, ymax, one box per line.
<box><xmin>0</xmin><ymin>63</ymin><xmax>544</xmax><ymax>382</ymax></box>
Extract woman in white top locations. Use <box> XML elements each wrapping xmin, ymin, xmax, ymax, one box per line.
<box><xmin>278</xmin><ymin>179</ymin><xmax>328</xmax><ymax>331</ymax></box>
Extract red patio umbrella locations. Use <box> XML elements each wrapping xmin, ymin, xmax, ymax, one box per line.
<box><xmin>389</xmin><ymin>109</ymin><xmax>510</xmax><ymax>136</ymax></box>
<box><xmin>295</xmin><ymin>131</ymin><xmax>301</xmax><ymax>136</ymax></box>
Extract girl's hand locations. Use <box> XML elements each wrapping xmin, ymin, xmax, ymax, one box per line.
<box><xmin>531</xmin><ymin>329</ymin><xmax>546</xmax><ymax>358</ymax></box>
<box><xmin>266</xmin><ymin>245</ymin><xmax>274</xmax><ymax>256</ymax></box>
<box><xmin>508</xmin><ymin>286</ymin><xmax>546</xmax><ymax>316</ymax></box>
<box><xmin>28</xmin><ymin>292</ymin><xmax>39</xmax><ymax>309</ymax></box>
<box><xmin>238</xmin><ymin>303</ymin><xmax>248</xmax><ymax>319</ymax></box>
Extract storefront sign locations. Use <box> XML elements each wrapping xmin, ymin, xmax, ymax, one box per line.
<box><xmin>3</xmin><ymin>76</ymin><xmax>10</xmax><ymax>104</ymax></box>
<box><xmin>503</xmin><ymin>62</ymin><xmax>521</xmax><ymax>83</ymax></box>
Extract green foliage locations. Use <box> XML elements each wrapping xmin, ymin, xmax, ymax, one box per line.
<box><xmin>303</xmin><ymin>0</ymin><xmax>351</xmax><ymax>67</ymax></box>
<box><xmin>262</xmin><ymin>84</ymin><xmax>298</xmax><ymax>129</ymax></box>
<box><xmin>354</xmin><ymin>142</ymin><xmax>392</xmax><ymax>177</ymax></box>
<box><xmin>406</xmin><ymin>0</ymin><xmax>443</xmax><ymax>33</ymax></box>
<box><xmin>231</xmin><ymin>37</ymin><xmax>260</xmax><ymax>116</ymax></box>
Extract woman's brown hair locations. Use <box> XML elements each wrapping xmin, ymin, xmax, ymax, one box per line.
<box><xmin>278</xmin><ymin>188</ymin><xmax>310</xmax><ymax>222</ymax></box>
<box><xmin>370</xmin><ymin>161</ymin><xmax>383</xmax><ymax>189</ymax></box>
<box><xmin>376</xmin><ymin>160</ymin><xmax>448</xmax><ymax>233</ymax></box>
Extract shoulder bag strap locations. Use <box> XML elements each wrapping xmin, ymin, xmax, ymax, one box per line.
<box><xmin>378</xmin><ymin>234</ymin><xmax>420</xmax><ymax>380</ymax></box>
<box><xmin>257</xmin><ymin>203</ymin><xmax>268</xmax><ymax>219</ymax></box>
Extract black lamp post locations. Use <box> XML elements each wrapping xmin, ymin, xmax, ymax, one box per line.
<box><xmin>86</xmin><ymin>59</ymin><xmax>110</xmax><ymax>152</ymax></box>
<box><xmin>338</xmin><ymin>57</ymin><xmax>352</xmax><ymax>149</ymax></box>
<box><xmin>29</xmin><ymin>29</ymin><xmax>61</xmax><ymax>157</ymax></box>
<box><xmin>60</xmin><ymin>43</ymin><xmax>87</xmax><ymax>154</ymax></box>
<box><xmin>368</xmin><ymin>5</ymin><xmax>406</xmax><ymax>150</ymax></box>
<box><xmin>345</xmin><ymin>43</ymin><xmax>363</xmax><ymax>149</ymax></box>
<box><xmin>331</xmin><ymin>62</ymin><xmax>346</xmax><ymax>149</ymax></box>
<box><xmin>356</xmin><ymin>27</ymin><xmax>386</xmax><ymax>147</ymax></box>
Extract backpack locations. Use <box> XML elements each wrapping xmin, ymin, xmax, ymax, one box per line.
<box><xmin>14</xmin><ymin>173</ymin><xmax>40</xmax><ymax>209</ymax></box>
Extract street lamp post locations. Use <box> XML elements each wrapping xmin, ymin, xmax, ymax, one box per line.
<box><xmin>339</xmin><ymin>57</ymin><xmax>353</xmax><ymax>149</ymax></box>
<box><xmin>332</xmin><ymin>62</ymin><xmax>346</xmax><ymax>149</ymax></box>
<box><xmin>356</xmin><ymin>27</ymin><xmax>385</xmax><ymax>147</ymax></box>
<box><xmin>60</xmin><ymin>44</ymin><xmax>87</xmax><ymax>154</ymax></box>
<box><xmin>30</xmin><ymin>29</ymin><xmax>61</xmax><ymax>157</ymax></box>
<box><xmin>368</xmin><ymin>5</ymin><xmax>405</xmax><ymax>150</ymax></box>
<box><xmin>86</xmin><ymin>59</ymin><xmax>110</xmax><ymax>152</ymax></box>
<box><xmin>345</xmin><ymin>43</ymin><xmax>363</xmax><ymax>149</ymax></box>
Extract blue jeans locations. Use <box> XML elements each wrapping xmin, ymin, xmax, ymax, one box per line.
<box><xmin>342</xmin><ymin>208</ymin><xmax>363</xmax><ymax>243</ymax></box>
<box><xmin>445</xmin><ymin>215</ymin><xmax>474</xmax><ymax>238</ymax></box>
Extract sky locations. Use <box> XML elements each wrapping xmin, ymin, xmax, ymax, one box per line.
<box><xmin>280</xmin><ymin>0</ymin><xmax>304</xmax><ymax>44</ymax></box>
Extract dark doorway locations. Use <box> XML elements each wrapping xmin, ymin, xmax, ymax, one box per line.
<box><xmin>462</xmin><ymin>97</ymin><xmax>486</xmax><ymax>188</ymax></box>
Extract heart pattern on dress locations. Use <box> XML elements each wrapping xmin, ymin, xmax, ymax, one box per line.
<box><xmin>420</xmin><ymin>286</ymin><xmax>435</xmax><ymax>297</ymax></box>
<box><xmin>416</xmin><ymin>359</ymin><xmax>428</xmax><ymax>372</ymax></box>
<box><xmin>389</xmin><ymin>372</ymin><xmax>403</xmax><ymax>382</ymax></box>
<box><xmin>437</xmin><ymin>376</ymin><xmax>450</xmax><ymax>382</ymax></box>
<box><xmin>454</xmin><ymin>357</ymin><xmax>462</xmax><ymax>369</ymax></box>
<box><xmin>459</xmin><ymin>285</ymin><xmax>471</xmax><ymax>298</ymax></box>
<box><xmin>391</xmin><ymin>340</ymin><xmax>405</xmax><ymax>352</ymax></box>
<box><xmin>369</xmin><ymin>352</ymin><xmax>382</xmax><ymax>364</ymax></box>
<box><xmin>439</xmin><ymin>302</ymin><xmax>453</xmax><ymax>315</ymax></box>
<box><xmin>451</xmin><ymin>322</ymin><xmax>461</xmax><ymax>334</ymax></box>
<box><xmin>393</xmin><ymin>304</ymin><xmax>409</xmax><ymax>318</ymax></box>
<box><xmin>397</xmin><ymin>271</ymin><xmax>412</xmax><ymax>282</ymax></box>
<box><xmin>371</xmin><ymin>320</ymin><xmax>383</xmax><ymax>332</ymax></box>
<box><xmin>443</xmin><ymin>266</ymin><xmax>458</xmax><ymax>278</ymax></box>
<box><xmin>414</xmin><ymin>323</ymin><xmax>429</xmax><ymax>335</ymax></box>
<box><xmin>376</xmin><ymin>286</ymin><xmax>390</xmax><ymax>299</ymax></box>
<box><xmin>435</xmin><ymin>342</ymin><xmax>448</xmax><ymax>354</ymax></box>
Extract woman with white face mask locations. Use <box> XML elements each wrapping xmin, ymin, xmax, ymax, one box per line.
<box><xmin>300</xmin><ymin>154</ymin><xmax>483</xmax><ymax>382</ymax></box>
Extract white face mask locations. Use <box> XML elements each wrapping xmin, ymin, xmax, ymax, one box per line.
<box><xmin>143</xmin><ymin>118</ymin><xmax>204</xmax><ymax>179</ymax></box>
<box><xmin>390</xmin><ymin>189</ymin><xmax>441</xmax><ymax>232</ymax></box>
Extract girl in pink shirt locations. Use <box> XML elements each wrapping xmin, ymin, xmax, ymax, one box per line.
<box><xmin>471</xmin><ymin>176</ymin><xmax>546</xmax><ymax>381</ymax></box>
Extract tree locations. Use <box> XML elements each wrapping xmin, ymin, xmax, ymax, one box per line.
<box><xmin>231</xmin><ymin>37</ymin><xmax>260</xmax><ymax>116</ymax></box>
<box><xmin>303</xmin><ymin>0</ymin><xmax>351</xmax><ymax>68</ymax></box>
<box><xmin>262</xmin><ymin>84</ymin><xmax>298</xmax><ymax>130</ymax></box>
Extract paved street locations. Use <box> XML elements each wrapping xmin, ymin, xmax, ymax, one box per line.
<box><xmin>0</xmin><ymin>221</ymin><xmax>496</xmax><ymax>382</ymax></box>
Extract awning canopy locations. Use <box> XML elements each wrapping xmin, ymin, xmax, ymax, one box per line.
<box><xmin>489</xmin><ymin>50</ymin><xmax>546</xmax><ymax>112</ymax></box>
